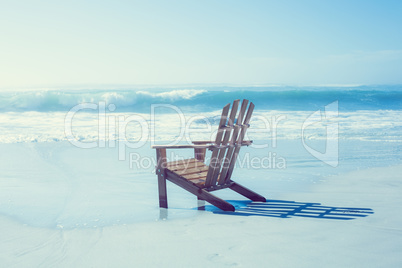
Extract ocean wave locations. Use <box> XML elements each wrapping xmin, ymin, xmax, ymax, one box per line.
<box><xmin>0</xmin><ymin>89</ymin><xmax>208</xmax><ymax>112</ymax></box>
<box><xmin>0</xmin><ymin>86</ymin><xmax>401</xmax><ymax>112</ymax></box>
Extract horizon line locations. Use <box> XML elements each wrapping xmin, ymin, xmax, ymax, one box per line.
<box><xmin>1</xmin><ymin>83</ymin><xmax>402</xmax><ymax>91</ymax></box>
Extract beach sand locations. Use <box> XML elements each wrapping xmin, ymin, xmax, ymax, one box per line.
<box><xmin>0</xmin><ymin>141</ymin><xmax>401</xmax><ymax>267</ymax></box>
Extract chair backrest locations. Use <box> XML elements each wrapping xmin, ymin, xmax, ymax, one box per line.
<box><xmin>204</xmin><ymin>99</ymin><xmax>254</xmax><ymax>188</ymax></box>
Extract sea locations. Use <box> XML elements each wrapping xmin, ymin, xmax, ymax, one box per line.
<box><xmin>1</xmin><ymin>85</ymin><xmax>401</xmax><ymax>143</ymax></box>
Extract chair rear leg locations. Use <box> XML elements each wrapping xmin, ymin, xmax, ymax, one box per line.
<box><xmin>230</xmin><ymin>182</ymin><xmax>266</xmax><ymax>202</ymax></box>
<box><xmin>198</xmin><ymin>189</ymin><xmax>235</xmax><ymax>212</ymax></box>
<box><xmin>197</xmin><ymin>196</ymin><xmax>206</xmax><ymax>210</ymax></box>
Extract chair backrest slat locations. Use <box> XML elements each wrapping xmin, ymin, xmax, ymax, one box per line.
<box><xmin>208</xmin><ymin>99</ymin><xmax>240</xmax><ymax>185</ymax></box>
<box><xmin>222</xmin><ymin>102</ymin><xmax>254</xmax><ymax>184</ymax></box>
<box><xmin>204</xmin><ymin>99</ymin><xmax>253</xmax><ymax>188</ymax></box>
<box><xmin>204</xmin><ymin>103</ymin><xmax>231</xmax><ymax>187</ymax></box>
<box><xmin>218</xmin><ymin>99</ymin><xmax>249</xmax><ymax>184</ymax></box>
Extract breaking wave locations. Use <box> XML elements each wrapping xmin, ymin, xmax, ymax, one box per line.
<box><xmin>0</xmin><ymin>85</ymin><xmax>401</xmax><ymax>112</ymax></box>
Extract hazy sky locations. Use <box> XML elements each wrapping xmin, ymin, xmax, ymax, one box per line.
<box><xmin>1</xmin><ymin>0</ymin><xmax>401</xmax><ymax>88</ymax></box>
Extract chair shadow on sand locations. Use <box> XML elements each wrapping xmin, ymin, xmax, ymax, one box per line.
<box><xmin>198</xmin><ymin>199</ymin><xmax>374</xmax><ymax>220</ymax></box>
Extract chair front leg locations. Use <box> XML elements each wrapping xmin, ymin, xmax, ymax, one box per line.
<box><xmin>156</xmin><ymin>148</ymin><xmax>168</xmax><ymax>208</ymax></box>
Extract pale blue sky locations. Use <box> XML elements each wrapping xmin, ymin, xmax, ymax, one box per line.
<box><xmin>1</xmin><ymin>0</ymin><xmax>401</xmax><ymax>88</ymax></box>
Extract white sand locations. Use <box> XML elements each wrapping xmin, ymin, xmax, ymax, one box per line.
<box><xmin>0</xmin><ymin>142</ymin><xmax>401</xmax><ymax>267</ymax></box>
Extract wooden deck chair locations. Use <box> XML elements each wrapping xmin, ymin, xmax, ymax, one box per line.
<box><xmin>152</xmin><ymin>99</ymin><xmax>266</xmax><ymax>211</ymax></box>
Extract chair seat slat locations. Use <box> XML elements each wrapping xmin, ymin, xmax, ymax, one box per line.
<box><xmin>166</xmin><ymin>158</ymin><xmax>197</xmax><ymax>168</ymax></box>
<box><xmin>167</xmin><ymin>159</ymin><xmax>204</xmax><ymax>170</ymax></box>
<box><xmin>183</xmin><ymin>171</ymin><xmax>208</xmax><ymax>180</ymax></box>
<box><xmin>175</xmin><ymin>165</ymin><xmax>209</xmax><ymax>176</ymax></box>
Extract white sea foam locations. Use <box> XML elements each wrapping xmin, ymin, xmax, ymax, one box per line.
<box><xmin>137</xmin><ymin>89</ymin><xmax>207</xmax><ymax>101</ymax></box>
<box><xmin>1</xmin><ymin>109</ymin><xmax>401</xmax><ymax>144</ymax></box>
<box><xmin>1</xmin><ymin>86</ymin><xmax>401</xmax><ymax>144</ymax></box>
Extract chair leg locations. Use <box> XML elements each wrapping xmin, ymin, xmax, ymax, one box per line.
<box><xmin>164</xmin><ymin>171</ymin><xmax>235</xmax><ymax>211</ymax></box>
<box><xmin>230</xmin><ymin>182</ymin><xmax>266</xmax><ymax>202</ymax></box>
<box><xmin>159</xmin><ymin>208</ymin><xmax>168</xmax><ymax>220</ymax></box>
<box><xmin>158</xmin><ymin>175</ymin><xmax>168</xmax><ymax>208</ymax></box>
<box><xmin>197</xmin><ymin>196</ymin><xmax>206</xmax><ymax>210</ymax></box>
<box><xmin>199</xmin><ymin>189</ymin><xmax>235</xmax><ymax>212</ymax></box>
<box><xmin>156</xmin><ymin>148</ymin><xmax>168</xmax><ymax>208</ymax></box>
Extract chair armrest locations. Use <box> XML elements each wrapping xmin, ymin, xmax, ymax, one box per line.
<box><xmin>151</xmin><ymin>144</ymin><xmax>211</xmax><ymax>149</ymax></box>
<box><xmin>191</xmin><ymin>140</ymin><xmax>214</xmax><ymax>145</ymax></box>
<box><xmin>152</xmin><ymin>140</ymin><xmax>253</xmax><ymax>150</ymax></box>
<box><xmin>192</xmin><ymin>140</ymin><xmax>252</xmax><ymax>145</ymax></box>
